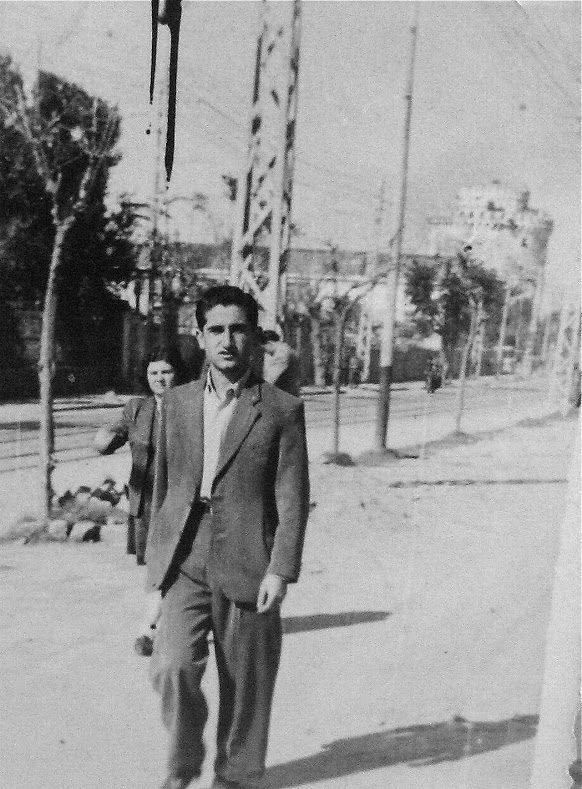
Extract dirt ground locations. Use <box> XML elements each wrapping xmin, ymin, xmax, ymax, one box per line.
<box><xmin>0</xmin><ymin>412</ymin><xmax>578</xmax><ymax>788</ymax></box>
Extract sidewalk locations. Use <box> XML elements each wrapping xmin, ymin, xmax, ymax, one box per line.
<box><xmin>0</xmin><ymin>391</ymin><xmax>131</xmax><ymax>426</ymax></box>
<box><xmin>0</xmin><ymin>406</ymin><xmax>577</xmax><ymax>788</ymax></box>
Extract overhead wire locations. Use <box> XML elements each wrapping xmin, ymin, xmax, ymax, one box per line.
<box><xmin>506</xmin><ymin>18</ymin><xmax>579</xmax><ymax>107</ymax></box>
<box><xmin>171</xmin><ymin>78</ymin><xmax>384</xmax><ymax>217</ymax></box>
<box><xmin>176</xmin><ymin>54</ymin><xmax>388</xmax><ymax>195</ymax></box>
<box><xmin>483</xmin><ymin>5</ymin><xmax>579</xmax><ymax>114</ymax></box>
<box><xmin>508</xmin><ymin>0</ymin><xmax>581</xmax><ymax>82</ymax></box>
<box><xmin>149</xmin><ymin>106</ymin><xmax>379</xmax><ymax>235</ymax></box>
<box><xmin>461</xmin><ymin>11</ymin><xmax>577</xmax><ymax>135</ymax></box>
<box><xmin>173</xmin><ymin>94</ymin><xmax>377</xmax><ymax>211</ymax></box>
<box><xmin>474</xmin><ymin>11</ymin><xmax>580</xmax><ymax>157</ymax></box>
<box><xmin>25</xmin><ymin>5</ymin><xmax>387</xmax><ymax>248</ymax></box>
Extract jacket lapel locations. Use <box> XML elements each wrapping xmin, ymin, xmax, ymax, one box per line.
<box><xmin>183</xmin><ymin>380</ymin><xmax>205</xmax><ymax>490</ymax></box>
<box><xmin>136</xmin><ymin>396</ymin><xmax>156</xmax><ymax>442</ymax></box>
<box><xmin>213</xmin><ymin>378</ymin><xmax>262</xmax><ymax>486</ymax></box>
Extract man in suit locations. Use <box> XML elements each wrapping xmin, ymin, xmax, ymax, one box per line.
<box><xmin>145</xmin><ymin>285</ymin><xmax>310</xmax><ymax>789</ymax></box>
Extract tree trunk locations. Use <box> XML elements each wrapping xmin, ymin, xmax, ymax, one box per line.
<box><xmin>454</xmin><ymin>302</ymin><xmax>479</xmax><ymax>434</ymax></box>
<box><xmin>310</xmin><ymin>314</ymin><xmax>325</xmax><ymax>387</ymax></box>
<box><xmin>331</xmin><ymin>312</ymin><xmax>346</xmax><ymax>456</ymax></box>
<box><xmin>496</xmin><ymin>283</ymin><xmax>511</xmax><ymax>378</ymax></box>
<box><xmin>294</xmin><ymin>320</ymin><xmax>303</xmax><ymax>385</ymax></box>
<box><xmin>522</xmin><ymin>267</ymin><xmax>544</xmax><ymax>376</ymax></box>
<box><xmin>540</xmin><ymin>311</ymin><xmax>553</xmax><ymax>368</ymax></box>
<box><xmin>160</xmin><ymin>285</ymin><xmax>177</xmax><ymax>351</ymax></box>
<box><xmin>34</xmin><ymin>218</ymin><xmax>72</xmax><ymax>534</ymax></box>
<box><xmin>472</xmin><ymin>302</ymin><xmax>485</xmax><ymax>378</ymax></box>
<box><xmin>440</xmin><ymin>338</ymin><xmax>453</xmax><ymax>383</ymax></box>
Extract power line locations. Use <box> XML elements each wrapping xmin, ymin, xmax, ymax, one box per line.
<box><xmin>484</xmin><ymin>6</ymin><xmax>579</xmax><ymax>112</ymax></box>
<box><xmin>171</xmin><ymin>97</ymin><xmax>380</xmax><ymax>213</ymax></box>
<box><xmin>509</xmin><ymin>0</ymin><xmax>581</xmax><ymax>82</ymax></box>
<box><xmin>507</xmin><ymin>18</ymin><xmax>579</xmax><ymax>106</ymax></box>
<box><xmin>463</xmin><ymin>13</ymin><xmax>579</xmax><ymax>134</ymax></box>
<box><xmin>176</xmin><ymin>52</ymin><xmax>390</xmax><ymax>187</ymax></box>
<box><xmin>171</xmin><ymin>78</ymin><xmax>382</xmax><ymax>203</ymax></box>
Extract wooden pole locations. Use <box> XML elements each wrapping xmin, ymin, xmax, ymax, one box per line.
<box><xmin>375</xmin><ymin>3</ymin><xmax>419</xmax><ymax>450</ymax></box>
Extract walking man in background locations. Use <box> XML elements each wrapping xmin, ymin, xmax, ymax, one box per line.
<box><xmin>145</xmin><ymin>285</ymin><xmax>310</xmax><ymax>789</ymax></box>
<box><xmin>258</xmin><ymin>328</ymin><xmax>301</xmax><ymax>397</ymax></box>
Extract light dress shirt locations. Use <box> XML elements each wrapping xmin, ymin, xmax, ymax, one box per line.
<box><xmin>199</xmin><ymin>369</ymin><xmax>249</xmax><ymax>500</ymax></box>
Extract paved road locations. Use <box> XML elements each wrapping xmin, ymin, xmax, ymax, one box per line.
<box><xmin>0</xmin><ymin>380</ymin><xmax>546</xmax><ymax>473</ymax></box>
<box><xmin>0</xmin><ymin>404</ymin><xmax>574</xmax><ymax>789</ymax></box>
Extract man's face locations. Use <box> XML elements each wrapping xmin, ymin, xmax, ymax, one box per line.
<box><xmin>199</xmin><ymin>304</ymin><xmax>255</xmax><ymax>378</ymax></box>
<box><xmin>146</xmin><ymin>360</ymin><xmax>176</xmax><ymax>396</ymax></box>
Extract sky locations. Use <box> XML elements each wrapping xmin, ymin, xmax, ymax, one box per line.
<box><xmin>1</xmin><ymin>0</ymin><xmax>580</xmax><ymax>302</ymax></box>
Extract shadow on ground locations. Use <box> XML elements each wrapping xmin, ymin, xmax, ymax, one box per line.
<box><xmin>358</xmin><ymin>432</ymin><xmax>481</xmax><ymax>465</ymax></box>
<box><xmin>265</xmin><ymin>715</ymin><xmax>538</xmax><ymax>787</ymax></box>
<box><xmin>0</xmin><ymin>419</ymin><xmax>78</xmax><ymax>434</ymax></box>
<box><xmin>385</xmin><ymin>477</ymin><xmax>567</xmax><ymax>489</ymax></box>
<box><xmin>282</xmin><ymin>611</ymin><xmax>390</xmax><ymax>635</ymax></box>
<box><xmin>357</xmin><ymin>410</ymin><xmax>577</xmax><ymax>467</ymax></box>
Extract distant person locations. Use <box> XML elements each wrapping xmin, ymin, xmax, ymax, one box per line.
<box><xmin>348</xmin><ymin>351</ymin><xmax>363</xmax><ymax>387</ymax></box>
<box><xmin>425</xmin><ymin>356</ymin><xmax>443</xmax><ymax>394</ymax></box>
<box><xmin>258</xmin><ymin>328</ymin><xmax>301</xmax><ymax>396</ymax></box>
<box><xmin>94</xmin><ymin>345</ymin><xmax>185</xmax><ymax>653</ymax></box>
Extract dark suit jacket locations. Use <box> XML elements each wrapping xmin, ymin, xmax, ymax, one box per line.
<box><xmin>145</xmin><ymin>374</ymin><xmax>310</xmax><ymax>602</ymax></box>
<box><xmin>98</xmin><ymin>396</ymin><xmax>157</xmax><ymax>517</ymax></box>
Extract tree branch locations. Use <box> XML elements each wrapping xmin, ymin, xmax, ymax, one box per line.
<box><xmin>13</xmin><ymin>84</ymin><xmax>57</xmax><ymax>197</ymax></box>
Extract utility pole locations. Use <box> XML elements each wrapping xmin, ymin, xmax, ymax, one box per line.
<box><xmin>230</xmin><ymin>0</ymin><xmax>302</xmax><ymax>330</ymax></box>
<box><xmin>356</xmin><ymin>178</ymin><xmax>387</xmax><ymax>381</ymax></box>
<box><xmin>454</xmin><ymin>290</ymin><xmax>483</xmax><ymax>433</ymax></box>
<box><xmin>137</xmin><ymin>60</ymin><xmax>166</xmax><ymax>365</ymax></box>
<box><xmin>151</xmin><ymin>76</ymin><xmax>165</xmax><ymax>282</ymax></box>
<box><xmin>375</xmin><ymin>3</ymin><xmax>419</xmax><ymax>451</ymax></box>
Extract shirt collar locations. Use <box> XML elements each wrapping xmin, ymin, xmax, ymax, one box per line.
<box><xmin>205</xmin><ymin>368</ymin><xmax>250</xmax><ymax>402</ymax></box>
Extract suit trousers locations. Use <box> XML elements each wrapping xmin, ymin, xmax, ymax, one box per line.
<box><xmin>149</xmin><ymin>509</ymin><xmax>282</xmax><ymax>785</ymax></box>
<box><xmin>126</xmin><ymin>509</ymin><xmax>149</xmax><ymax>566</ymax></box>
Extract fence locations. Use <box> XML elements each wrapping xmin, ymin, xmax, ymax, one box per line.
<box><xmin>0</xmin><ymin>365</ymin><xmax>124</xmax><ymax>401</ymax></box>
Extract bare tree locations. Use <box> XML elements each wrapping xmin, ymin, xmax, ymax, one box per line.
<box><xmin>319</xmin><ymin>276</ymin><xmax>385</xmax><ymax>464</ymax></box>
<box><xmin>0</xmin><ymin>70</ymin><xmax>119</xmax><ymax>537</ymax></box>
<box><xmin>454</xmin><ymin>288</ymin><xmax>484</xmax><ymax>434</ymax></box>
<box><xmin>284</xmin><ymin>280</ymin><xmax>328</xmax><ymax>387</ymax></box>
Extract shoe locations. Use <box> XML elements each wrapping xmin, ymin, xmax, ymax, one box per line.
<box><xmin>134</xmin><ymin>634</ymin><xmax>154</xmax><ymax>657</ymax></box>
<box><xmin>211</xmin><ymin>777</ymin><xmax>253</xmax><ymax>788</ymax></box>
<box><xmin>160</xmin><ymin>776</ymin><xmax>192</xmax><ymax>789</ymax></box>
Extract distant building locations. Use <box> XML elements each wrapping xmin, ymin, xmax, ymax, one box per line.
<box><xmin>427</xmin><ymin>181</ymin><xmax>553</xmax><ymax>284</ymax></box>
<box><xmin>123</xmin><ymin>240</ymin><xmax>439</xmax><ymax>332</ymax></box>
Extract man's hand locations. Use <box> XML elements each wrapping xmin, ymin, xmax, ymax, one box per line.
<box><xmin>140</xmin><ymin>590</ymin><xmax>162</xmax><ymax>634</ymax></box>
<box><xmin>256</xmin><ymin>574</ymin><xmax>287</xmax><ymax>614</ymax></box>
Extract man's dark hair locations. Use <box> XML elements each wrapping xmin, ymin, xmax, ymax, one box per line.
<box><xmin>195</xmin><ymin>285</ymin><xmax>259</xmax><ymax>330</ymax></box>
<box><xmin>260</xmin><ymin>329</ymin><xmax>280</xmax><ymax>343</ymax></box>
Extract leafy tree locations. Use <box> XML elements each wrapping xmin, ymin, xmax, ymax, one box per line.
<box><xmin>405</xmin><ymin>255</ymin><xmax>504</xmax><ymax>369</ymax></box>
<box><xmin>0</xmin><ymin>57</ymin><xmax>53</xmax><ymax>304</ymax></box>
<box><xmin>0</xmin><ymin>57</ymin><xmax>129</xmax><ymax>533</ymax></box>
<box><xmin>57</xmin><ymin>195</ymin><xmax>137</xmax><ymax>364</ymax></box>
<box><xmin>0</xmin><ymin>57</ymin><xmax>137</xmax><ymax>359</ymax></box>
